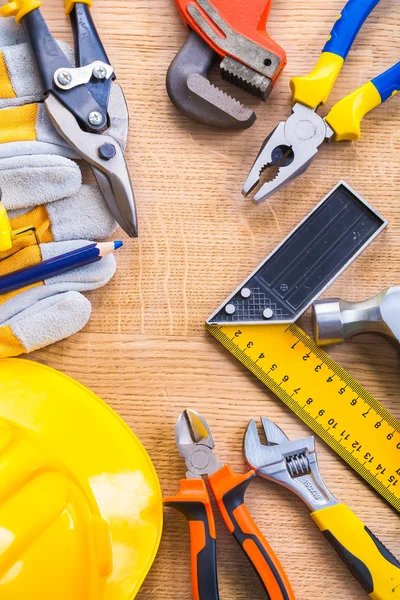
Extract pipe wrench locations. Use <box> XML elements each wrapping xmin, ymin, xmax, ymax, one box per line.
<box><xmin>167</xmin><ymin>0</ymin><xmax>286</xmax><ymax>129</ymax></box>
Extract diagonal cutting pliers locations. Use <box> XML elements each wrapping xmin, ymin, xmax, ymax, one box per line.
<box><xmin>1</xmin><ymin>0</ymin><xmax>138</xmax><ymax>237</ymax></box>
<box><xmin>244</xmin><ymin>417</ymin><xmax>400</xmax><ymax>600</ymax></box>
<box><xmin>164</xmin><ymin>409</ymin><xmax>295</xmax><ymax>600</ymax></box>
<box><xmin>242</xmin><ymin>0</ymin><xmax>400</xmax><ymax>203</ymax></box>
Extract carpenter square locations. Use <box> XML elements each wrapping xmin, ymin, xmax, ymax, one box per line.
<box><xmin>207</xmin><ymin>182</ymin><xmax>387</xmax><ymax>325</ymax></box>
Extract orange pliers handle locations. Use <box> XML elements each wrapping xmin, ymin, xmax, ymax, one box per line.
<box><xmin>175</xmin><ymin>0</ymin><xmax>286</xmax><ymax>84</ymax></box>
<box><xmin>210</xmin><ymin>465</ymin><xmax>295</xmax><ymax>600</ymax></box>
<box><xmin>165</xmin><ymin>466</ymin><xmax>295</xmax><ymax>600</ymax></box>
<box><xmin>164</xmin><ymin>478</ymin><xmax>218</xmax><ymax>600</ymax></box>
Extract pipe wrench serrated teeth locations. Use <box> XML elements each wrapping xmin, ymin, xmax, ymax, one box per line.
<box><xmin>220</xmin><ymin>57</ymin><xmax>272</xmax><ymax>101</ymax></box>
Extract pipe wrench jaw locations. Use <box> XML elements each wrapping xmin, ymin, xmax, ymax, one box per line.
<box><xmin>169</xmin><ymin>0</ymin><xmax>286</xmax><ymax>129</ymax></box>
<box><xmin>167</xmin><ymin>31</ymin><xmax>256</xmax><ymax>130</ymax></box>
<box><xmin>244</xmin><ymin>418</ymin><xmax>338</xmax><ymax>512</ymax></box>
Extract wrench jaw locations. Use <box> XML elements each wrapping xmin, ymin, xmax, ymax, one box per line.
<box><xmin>220</xmin><ymin>56</ymin><xmax>274</xmax><ymax>102</ymax></box>
<box><xmin>244</xmin><ymin>418</ymin><xmax>338</xmax><ymax>512</ymax></box>
<box><xmin>167</xmin><ymin>30</ymin><xmax>256</xmax><ymax>130</ymax></box>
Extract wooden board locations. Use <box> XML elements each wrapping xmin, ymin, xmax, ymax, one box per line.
<box><xmin>33</xmin><ymin>1</ymin><xmax>400</xmax><ymax>598</ymax></box>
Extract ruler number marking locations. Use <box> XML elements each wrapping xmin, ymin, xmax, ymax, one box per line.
<box><xmin>207</xmin><ymin>324</ymin><xmax>400</xmax><ymax>512</ymax></box>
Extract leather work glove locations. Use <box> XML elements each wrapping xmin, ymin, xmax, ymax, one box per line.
<box><xmin>0</xmin><ymin>20</ymin><xmax>119</xmax><ymax>358</ymax></box>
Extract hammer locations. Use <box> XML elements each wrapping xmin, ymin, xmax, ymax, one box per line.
<box><xmin>312</xmin><ymin>287</ymin><xmax>400</xmax><ymax>348</ymax></box>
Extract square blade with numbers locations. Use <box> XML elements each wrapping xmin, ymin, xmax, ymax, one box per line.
<box><xmin>207</xmin><ymin>181</ymin><xmax>387</xmax><ymax>325</ymax></box>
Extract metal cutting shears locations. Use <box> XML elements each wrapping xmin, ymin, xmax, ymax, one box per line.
<box><xmin>1</xmin><ymin>0</ymin><xmax>138</xmax><ymax>237</ymax></box>
<box><xmin>164</xmin><ymin>409</ymin><xmax>295</xmax><ymax>600</ymax></box>
<box><xmin>243</xmin><ymin>0</ymin><xmax>400</xmax><ymax>204</ymax></box>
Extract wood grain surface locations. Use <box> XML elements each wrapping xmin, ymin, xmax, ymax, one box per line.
<box><xmin>34</xmin><ymin>1</ymin><xmax>400</xmax><ymax>598</ymax></box>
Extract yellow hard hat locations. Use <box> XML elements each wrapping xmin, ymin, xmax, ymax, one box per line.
<box><xmin>0</xmin><ymin>359</ymin><xmax>163</xmax><ymax>599</ymax></box>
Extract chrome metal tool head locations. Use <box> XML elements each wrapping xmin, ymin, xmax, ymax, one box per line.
<box><xmin>313</xmin><ymin>287</ymin><xmax>400</xmax><ymax>349</ymax></box>
<box><xmin>175</xmin><ymin>409</ymin><xmax>223</xmax><ymax>479</ymax></box>
<box><xmin>244</xmin><ymin>417</ymin><xmax>338</xmax><ymax>512</ymax></box>
<box><xmin>242</xmin><ymin>103</ymin><xmax>334</xmax><ymax>203</ymax></box>
<box><xmin>45</xmin><ymin>83</ymin><xmax>138</xmax><ymax>238</ymax></box>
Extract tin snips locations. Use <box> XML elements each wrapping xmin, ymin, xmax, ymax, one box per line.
<box><xmin>1</xmin><ymin>0</ymin><xmax>138</xmax><ymax>238</ymax></box>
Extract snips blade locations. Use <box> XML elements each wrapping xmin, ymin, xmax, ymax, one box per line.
<box><xmin>175</xmin><ymin>409</ymin><xmax>222</xmax><ymax>479</ymax></box>
<box><xmin>45</xmin><ymin>83</ymin><xmax>138</xmax><ymax>238</ymax></box>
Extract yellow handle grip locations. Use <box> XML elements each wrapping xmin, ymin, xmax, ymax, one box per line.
<box><xmin>64</xmin><ymin>0</ymin><xmax>92</xmax><ymax>15</ymax></box>
<box><xmin>0</xmin><ymin>0</ymin><xmax>41</xmax><ymax>23</ymax></box>
<box><xmin>325</xmin><ymin>81</ymin><xmax>382</xmax><ymax>141</ymax></box>
<box><xmin>311</xmin><ymin>504</ymin><xmax>400</xmax><ymax>600</ymax></box>
<box><xmin>290</xmin><ymin>52</ymin><xmax>344</xmax><ymax>109</ymax></box>
<box><xmin>0</xmin><ymin>204</ymin><xmax>12</xmax><ymax>253</ymax></box>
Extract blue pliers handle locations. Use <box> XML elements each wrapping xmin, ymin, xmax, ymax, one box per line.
<box><xmin>291</xmin><ymin>0</ymin><xmax>400</xmax><ymax>117</ymax></box>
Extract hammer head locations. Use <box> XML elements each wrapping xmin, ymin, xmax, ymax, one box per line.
<box><xmin>313</xmin><ymin>287</ymin><xmax>400</xmax><ymax>348</ymax></box>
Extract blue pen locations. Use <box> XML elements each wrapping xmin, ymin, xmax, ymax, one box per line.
<box><xmin>0</xmin><ymin>241</ymin><xmax>123</xmax><ymax>295</ymax></box>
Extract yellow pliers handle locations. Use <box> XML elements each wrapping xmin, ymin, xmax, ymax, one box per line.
<box><xmin>312</xmin><ymin>504</ymin><xmax>400</xmax><ymax>600</ymax></box>
<box><xmin>289</xmin><ymin>0</ymin><xmax>400</xmax><ymax>141</ymax></box>
<box><xmin>0</xmin><ymin>0</ymin><xmax>92</xmax><ymax>22</ymax></box>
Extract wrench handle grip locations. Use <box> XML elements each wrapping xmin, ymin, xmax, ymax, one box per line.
<box><xmin>311</xmin><ymin>504</ymin><xmax>400</xmax><ymax>600</ymax></box>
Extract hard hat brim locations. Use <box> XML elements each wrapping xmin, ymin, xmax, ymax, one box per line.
<box><xmin>0</xmin><ymin>358</ymin><xmax>163</xmax><ymax>599</ymax></box>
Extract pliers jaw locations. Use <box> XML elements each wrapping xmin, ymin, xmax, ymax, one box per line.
<box><xmin>244</xmin><ymin>417</ymin><xmax>338</xmax><ymax>512</ymax></box>
<box><xmin>175</xmin><ymin>409</ymin><xmax>223</xmax><ymax>479</ymax></box>
<box><xmin>242</xmin><ymin>103</ymin><xmax>334</xmax><ymax>203</ymax></box>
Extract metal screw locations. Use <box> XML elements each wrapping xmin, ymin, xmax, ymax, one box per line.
<box><xmin>57</xmin><ymin>71</ymin><xmax>72</xmax><ymax>86</ymax></box>
<box><xmin>263</xmin><ymin>307</ymin><xmax>274</xmax><ymax>320</ymax></box>
<box><xmin>225</xmin><ymin>304</ymin><xmax>236</xmax><ymax>315</ymax></box>
<box><xmin>92</xmin><ymin>64</ymin><xmax>107</xmax><ymax>80</ymax></box>
<box><xmin>88</xmin><ymin>111</ymin><xmax>104</xmax><ymax>126</ymax></box>
<box><xmin>241</xmin><ymin>288</ymin><xmax>251</xmax><ymax>299</ymax></box>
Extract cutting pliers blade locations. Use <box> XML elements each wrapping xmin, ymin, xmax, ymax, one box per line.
<box><xmin>244</xmin><ymin>417</ymin><xmax>400</xmax><ymax>599</ymax></box>
<box><xmin>1</xmin><ymin>0</ymin><xmax>138</xmax><ymax>237</ymax></box>
<box><xmin>243</xmin><ymin>0</ymin><xmax>400</xmax><ymax>203</ymax></box>
<box><xmin>164</xmin><ymin>409</ymin><xmax>296</xmax><ymax>600</ymax></box>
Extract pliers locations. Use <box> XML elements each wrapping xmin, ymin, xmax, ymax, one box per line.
<box><xmin>164</xmin><ymin>409</ymin><xmax>295</xmax><ymax>600</ymax></box>
<box><xmin>244</xmin><ymin>417</ymin><xmax>400</xmax><ymax>600</ymax></box>
<box><xmin>1</xmin><ymin>0</ymin><xmax>138</xmax><ymax>238</ymax></box>
<box><xmin>243</xmin><ymin>0</ymin><xmax>400</xmax><ymax>203</ymax></box>
<box><xmin>167</xmin><ymin>0</ymin><xmax>286</xmax><ymax>129</ymax></box>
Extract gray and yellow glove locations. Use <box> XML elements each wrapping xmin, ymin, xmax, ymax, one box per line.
<box><xmin>0</xmin><ymin>20</ymin><xmax>119</xmax><ymax>357</ymax></box>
